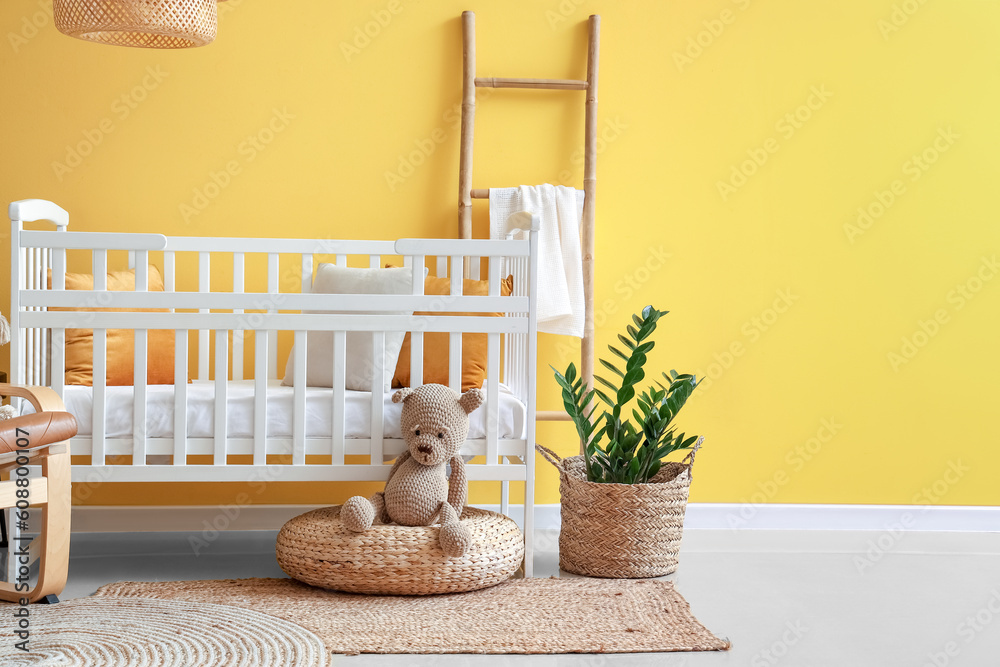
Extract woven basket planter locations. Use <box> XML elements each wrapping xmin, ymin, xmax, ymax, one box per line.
<box><xmin>538</xmin><ymin>439</ymin><xmax>702</xmax><ymax>578</ymax></box>
<box><xmin>276</xmin><ymin>505</ymin><xmax>523</xmax><ymax>595</ymax></box>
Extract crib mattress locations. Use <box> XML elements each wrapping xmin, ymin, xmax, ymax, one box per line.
<box><xmin>39</xmin><ymin>381</ymin><xmax>527</xmax><ymax>441</ymax></box>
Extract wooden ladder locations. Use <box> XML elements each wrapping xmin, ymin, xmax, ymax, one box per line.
<box><xmin>457</xmin><ymin>10</ymin><xmax>600</xmax><ymax>419</ymax></box>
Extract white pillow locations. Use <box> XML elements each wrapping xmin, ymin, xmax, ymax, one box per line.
<box><xmin>281</xmin><ymin>264</ymin><xmax>423</xmax><ymax>391</ymax></box>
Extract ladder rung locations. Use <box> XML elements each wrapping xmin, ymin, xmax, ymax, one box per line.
<box><xmin>475</xmin><ymin>77</ymin><xmax>588</xmax><ymax>91</ymax></box>
<box><xmin>471</xmin><ymin>189</ymin><xmax>489</xmax><ymax>199</ymax></box>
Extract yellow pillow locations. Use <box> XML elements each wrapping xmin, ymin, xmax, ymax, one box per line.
<box><xmin>52</xmin><ymin>267</ymin><xmax>176</xmax><ymax>386</ymax></box>
<box><xmin>390</xmin><ymin>269</ymin><xmax>513</xmax><ymax>391</ymax></box>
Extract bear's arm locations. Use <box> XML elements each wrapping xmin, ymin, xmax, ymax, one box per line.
<box><xmin>447</xmin><ymin>455</ymin><xmax>468</xmax><ymax>513</ymax></box>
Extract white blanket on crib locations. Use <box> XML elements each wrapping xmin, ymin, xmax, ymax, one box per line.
<box><xmin>489</xmin><ymin>184</ymin><xmax>585</xmax><ymax>338</ymax></box>
<box><xmin>39</xmin><ymin>381</ymin><xmax>527</xmax><ymax>440</ymax></box>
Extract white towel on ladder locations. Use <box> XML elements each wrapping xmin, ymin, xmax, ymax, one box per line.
<box><xmin>490</xmin><ymin>185</ymin><xmax>585</xmax><ymax>338</ymax></box>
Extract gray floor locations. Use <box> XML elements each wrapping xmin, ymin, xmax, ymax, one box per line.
<box><xmin>61</xmin><ymin>529</ymin><xmax>1000</xmax><ymax>667</ymax></box>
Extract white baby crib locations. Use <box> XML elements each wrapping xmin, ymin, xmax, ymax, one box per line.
<box><xmin>7</xmin><ymin>199</ymin><xmax>541</xmax><ymax>574</ymax></box>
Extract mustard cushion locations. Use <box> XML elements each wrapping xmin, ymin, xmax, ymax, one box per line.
<box><xmin>53</xmin><ymin>267</ymin><xmax>175</xmax><ymax>386</ymax></box>
<box><xmin>390</xmin><ymin>269</ymin><xmax>513</xmax><ymax>391</ymax></box>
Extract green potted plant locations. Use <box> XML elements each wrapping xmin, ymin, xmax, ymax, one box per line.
<box><xmin>537</xmin><ymin>305</ymin><xmax>703</xmax><ymax>578</ymax></box>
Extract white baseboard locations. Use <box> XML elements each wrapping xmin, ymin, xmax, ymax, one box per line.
<box><xmin>68</xmin><ymin>502</ymin><xmax>1000</xmax><ymax>533</ymax></box>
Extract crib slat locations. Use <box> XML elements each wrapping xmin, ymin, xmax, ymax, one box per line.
<box><xmin>336</xmin><ymin>254</ymin><xmax>347</xmax><ymax>266</ymax></box>
<box><xmin>488</xmin><ymin>257</ymin><xmax>501</xmax><ymax>469</ymax></box>
<box><xmin>410</xmin><ymin>332</ymin><xmax>424</xmax><ymax>387</ymax></box>
<box><xmin>486</xmin><ymin>332</ymin><xmax>500</xmax><ymax>464</ymax></box>
<box><xmin>267</xmin><ymin>253</ymin><xmax>279</xmax><ymax>379</ymax></box>
<box><xmin>450</xmin><ymin>255</ymin><xmax>463</xmax><ymax>296</ymax></box>
<box><xmin>135</xmin><ymin>251</ymin><xmax>148</xmax><ymax>290</ymax></box>
<box><xmin>133</xmin><ymin>251</ymin><xmax>150</xmax><ymax>465</ymax></box>
<box><xmin>91</xmin><ymin>249</ymin><xmax>107</xmax><ymax>289</ymax></box>
<box><xmin>436</xmin><ymin>256</ymin><xmax>447</xmax><ymax>278</ymax></box>
<box><xmin>133</xmin><ymin>329</ymin><xmax>148</xmax><ymax>466</ymax></box>
<box><xmin>370</xmin><ymin>331</ymin><xmax>385</xmax><ymax>465</ymax></box>
<box><xmin>40</xmin><ymin>248</ymin><xmax>48</xmax><ymax>385</ymax></box>
<box><xmin>164</xmin><ymin>251</ymin><xmax>175</xmax><ymax>293</ymax></box>
<box><xmin>214</xmin><ymin>329</ymin><xmax>228</xmax><ymax>466</ymax></box>
<box><xmin>488</xmin><ymin>256</ymin><xmax>501</xmax><ymax>297</ymax></box>
<box><xmin>92</xmin><ymin>329</ymin><xmax>107</xmax><ymax>467</ymax></box>
<box><xmin>50</xmin><ymin>328</ymin><xmax>65</xmax><ymax>398</ymax></box>
<box><xmin>253</xmin><ymin>330</ymin><xmax>268</xmax><ymax>466</ymax></box>
<box><xmin>409</xmin><ymin>255</ymin><xmax>425</xmax><ymax>387</ymax></box>
<box><xmin>369</xmin><ymin>254</ymin><xmax>381</xmax><ymax>269</ymax></box>
<box><xmin>27</xmin><ymin>247</ymin><xmax>36</xmax><ymax>386</ymax></box>
<box><xmin>51</xmin><ymin>243</ymin><xmax>65</xmax><ymax>290</ymax></box>
<box><xmin>198</xmin><ymin>252</ymin><xmax>210</xmax><ymax>381</ymax></box>
<box><xmin>93</xmin><ymin>244</ymin><xmax>109</xmax><ymax>465</ymax></box>
<box><xmin>449</xmin><ymin>332</ymin><xmax>462</xmax><ymax>394</ymax></box>
<box><xmin>232</xmin><ymin>252</ymin><xmax>245</xmax><ymax>381</ymax></box>
<box><xmin>301</xmin><ymin>254</ymin><xmax>313</xmax><ymax>294</ymax></box>
<box><xmin>292</xmin><ymin>330</ymin><xmax>307</xmax><ymax>465</ymax></box>
<box><xmin>173</xmin><ymin>330</ymin><xmax>188</xmax><ymax>466</ymax></box>
<box><xmin>449</xmin><ymin>255</ymin><xmax>464</xmax><ymax>393</ymax></box>
<box><xmin>332</xmin><ymin>331</ymin><xmax>346</xmax><ymax>465</ymax></box>
<box><xmin>523</xmin><ymin>227</ymin><xmax>540</xmax><ymax>578</ymax></box>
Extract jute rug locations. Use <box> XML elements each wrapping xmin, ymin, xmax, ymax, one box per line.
<box><xmin>94</xmin><ymin>577</ymin><xmax>730</xmax><ymax>655</ymax></box>
<box><xmin>0</xmin><ymin>597</ymin><xmax>328</xmax><ymax>666</ymax></box>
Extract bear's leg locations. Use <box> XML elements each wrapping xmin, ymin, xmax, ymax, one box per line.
<box><xmin>342</xmin><ymin>493</ymin><xmax>382</xmax><ymax>532</ymax></box>
<box><xmin>438</xmin><ymin>501</ymin><xmax>472</xmax><ymax>557</ymax></box>
<box><xmin>371</xmin><ymin>491</ymin><xmax>389</xmax><ymax>524</ymax></box>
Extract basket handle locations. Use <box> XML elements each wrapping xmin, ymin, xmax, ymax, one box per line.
<box><xmin>534</xmin><ymin>443</ymin><xmax>564</xmax><ymax>471</ymax></box>
<box><xmin>681</xmin><ymin>437</ymin><xmax>705</xmax><ymax>471</ymax></box>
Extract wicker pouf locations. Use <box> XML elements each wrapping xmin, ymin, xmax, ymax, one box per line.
<box><xmin>276</xmin><ymin>505</ymin><xmax>524</xmax><ymax>595</ymax></box>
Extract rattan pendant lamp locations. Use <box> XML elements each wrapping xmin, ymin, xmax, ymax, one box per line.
<box><xmin>53</xmin><ymin>0</ymin><xmax>227</xmax><ymax>49</ymax></box>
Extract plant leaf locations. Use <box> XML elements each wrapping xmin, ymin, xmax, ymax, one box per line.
<box><xmin>599</xmin><ymin>358</ymin><xmax>625</xmax><ymax>378</ymax></box>
<box><xmin>594</xmin><ymin>374</ymin><xmax>619</xmax><ymax>394</ymax></box>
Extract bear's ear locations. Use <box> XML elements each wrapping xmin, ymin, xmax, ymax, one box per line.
<box><xmin>458</xmin><ymin>387</ymin><xmax>485</xmax><ymax>415</ymax></box>
<box><xmin>392</xmin><ymin>388</ymin><xmax>414</xmax><ymax>404</ymax></box>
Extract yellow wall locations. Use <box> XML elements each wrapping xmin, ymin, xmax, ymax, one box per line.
<box><xmin>2</xmin><ymin>0</ymin><xmax>997</xmax><ymax>508</ymax></box>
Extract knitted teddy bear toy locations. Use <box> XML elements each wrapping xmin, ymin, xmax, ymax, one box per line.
<box><xmin>341</xmin><ymin>384</ymin><xmax>485</xmax><ymax>557</ymax></box>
